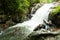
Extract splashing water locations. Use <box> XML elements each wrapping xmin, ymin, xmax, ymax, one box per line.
<box><xmin>10</xmin><ymin>3</ymin><xmax>57</xmax><ymax>30</ymax></box>
<box><xmin>2</xmin><ymin>3</ymin><xmax>59</xmax><ymax>40</ymax></box>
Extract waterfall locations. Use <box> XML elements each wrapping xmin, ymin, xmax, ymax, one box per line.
<box><xmin>9</xmin><ymin>3</ymin><xmax>57</xmax><ymax>30</ymax></box>
<box><xmin>4</xmin><ymin>3</ymin><xmax>59</xmax><ymax>40</ymax></box>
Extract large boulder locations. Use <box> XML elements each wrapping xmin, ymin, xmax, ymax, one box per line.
<box><xmin>49</xmin><ymin>5</ymin><xmax>60</xmax><ymax>28</ymax></box>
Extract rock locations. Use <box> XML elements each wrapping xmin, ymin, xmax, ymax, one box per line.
<box><xmin>25</xmin><ymin>30</ymin><xmax>60</xmax><ymax>40</ymax></box>
<box><xmin>0</xmin><ymin>26</ymin><xmax>32</xmax><ymax>40</ymax></box>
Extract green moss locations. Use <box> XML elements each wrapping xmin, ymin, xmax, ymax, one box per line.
<box><xmin>52</xmin><ymin>6</ymin><xmax>60</xmax><ymax>13</ymax></box>
<box><xmin>50</xmin><ymin>5</ymin><xmax>60</xmax><ymax>18</ymax></box>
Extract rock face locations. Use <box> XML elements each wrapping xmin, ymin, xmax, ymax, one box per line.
<box><xmin>49</xmin><ymin>6</ymin><xmax>60</xmax><ymax>28</ymax></box>
<box><xmin>25</xmin><ymin>30</ymin><xmax>60</xmax><ymax>40</ymax></box>
<box><xmin>51</xmin><ymin>13</ymin><xmax>60</xmax><ymax>28</ymax></box>
<box><xmin>0</xmin><ymin>27</ymin><xmax>33</xmax><ymax>40</ymax></box>
<box><xmin>0</xmin><ymin>27</ymin><xmax>60</xmax><ymax>40</ymax></box>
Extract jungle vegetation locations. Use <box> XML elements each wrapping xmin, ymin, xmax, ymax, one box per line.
<box><xmin>0</xmin><ymin>0</ymin><xmax>60</xmax><ymax>28</ymax></box>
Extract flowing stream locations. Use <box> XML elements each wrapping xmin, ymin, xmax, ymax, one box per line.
<box><xmin>2</xmin><ymin>3</ymin><xmax>59</xmax><ymax>40</ymax></box>
<box><xmin>9</xmin><ymin>3</ymin><xmax>57</xmax><ymax>30</ymax></box>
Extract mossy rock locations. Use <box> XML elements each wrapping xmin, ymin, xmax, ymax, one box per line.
<box><xmin>49</xmin><ymin>5</ymin><xmax>60</xmax><ymax>27</ymax></box>
<box><xmin>50</xmin><ymin>5</ymin><xmax>60</xmax><ymax>18</ymax></box>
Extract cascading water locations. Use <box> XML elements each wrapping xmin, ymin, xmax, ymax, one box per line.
<box><xmin>9</xmin><ymin>3</ymin><xmax>57</xmax><ymax>30</ymax></box>
<box><xmin>1</xmin><ymin>3</ymin><xmax>59</xmax><ymax>40</ymax></box>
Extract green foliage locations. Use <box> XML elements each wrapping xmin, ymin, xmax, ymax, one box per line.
<box><xmin>30</xmin><ymin>0</ymin><xmax>40</xmax><ymax>3</ymax></box>
<box><xmin>0</xmin><ymin>0</ymin><xmax>59</xmax><ymax>24</ymax></box>
<box><xmin>47</xmin><ymin>0</ymin><xmax>54</xmax><ymax>3</ymax></box>
<box><xmin>5</xmin><ymin>0</ymin><xmax>19</xmax><ymax>13</ymax></box>
<box><xmin>51</xmin><ymin>6</ymin><xmax>60</xmax><ymax>17</ymax></box>
<box><xmin>18</xmin><ymin>0</ymin><xmax>30</xmax><ymax>14</ymax></box>
<box><xmin>0</xmin><ymin>0</ymin><xmax>31</xmax><ymax>22</ymax></box>
<box><xmin>52</xmin><ymin>6</ymin><xmax>60</xmax><ymax>13</ymax></box>
<box><xmin>40</xmin><ymin>0</ymin><xmax>54</xmax><ymax>4</ymax></box>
